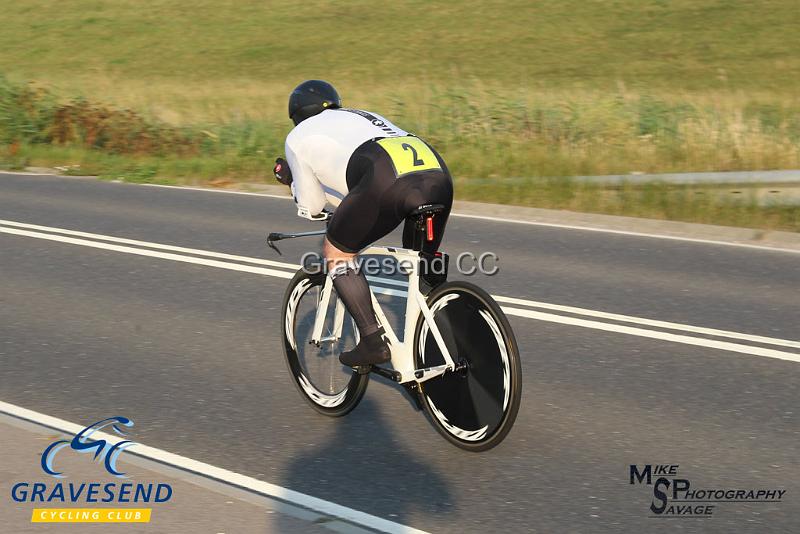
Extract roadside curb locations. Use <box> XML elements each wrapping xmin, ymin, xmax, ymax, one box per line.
<box><xmin>3</xmin><ymin>170</ymin><xmax>799</xmax><ymax>252</ymax></box>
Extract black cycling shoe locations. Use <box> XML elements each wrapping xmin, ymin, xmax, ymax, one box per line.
<box><xmin>340</xmin><ymin>330</ymin><xmax>391</xmax><ymax>368</ymax></box>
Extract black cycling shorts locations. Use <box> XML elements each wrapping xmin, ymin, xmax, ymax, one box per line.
<box><xmin>326</xmin><ymin>138</ymin><xmax>454</xmax><ymax>254</ymax></box>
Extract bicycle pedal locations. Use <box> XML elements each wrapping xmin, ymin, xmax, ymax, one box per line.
<box><xmin>370</xmin><ymin>365</ymin><xmax>402</xmax><ymax>382</ymax></box>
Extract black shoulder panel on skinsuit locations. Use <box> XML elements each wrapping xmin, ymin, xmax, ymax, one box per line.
<box><xmin>338</xmin><ymin>108</ymin><xmax>403</xmax><ymax>136</ymax></box>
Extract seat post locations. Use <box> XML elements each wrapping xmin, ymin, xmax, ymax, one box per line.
<box><xmin>410</xmin><ymin>214</ymin><xmax>428</xmax><ymax>252</ymax></box>
<box><xmin>406</xmin><ymin>204</ymin><xmax>445</xmax><ymax>253</ymax></box>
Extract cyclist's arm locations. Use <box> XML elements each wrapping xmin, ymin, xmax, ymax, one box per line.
<box><xmin>285</xmin><ymin>139</ymin><xmax>327</xmax><ymax>219</ymax></box>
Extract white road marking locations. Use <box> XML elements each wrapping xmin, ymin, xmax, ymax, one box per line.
<box><xmin>366</xmin><ymin>276</ymin><xmax>409</xmax><ymax>288</ymax></box>
<box><xmin>448</xmin><ymin>213</ymin><xmax>800</xmax><ymax>255</ymax></box>
<box><xmin>501</xmin><ymin>307</ymin><xmax>800</xmax><ymax>363</ymax></box>
<box><xmin>0</xmin><ymin>400</ymin><xmax>429</xmax><ymax>534</ymax></box>
<box><xmin>0</xmin><ymin>218</ymin><xmax>300</xmax><ymax>270</ymax></box>
<box><xmin>141</xmin><ymin>181</ymin><xmax>293</xmax><ymax>200</ymax></box>
<box><xmin>492</xmin><ymin>295</ymin><xmax>800</xmax><ymax>349</ymax></box>
<box><xmin>341</xmin><ymin>278</ymin><xmax>800</xmax><ymax>349</ymax></box>
<box><xmin>2</xmin><ymin>221</ymin><xmax>798</xmax><ymax>363</ymax></box>
<box><xmin>0</xmin><ymin>226</ymin><xmax>294</xmax><ymax>279</ymax></box>
<box><xmin>6</xmin><ymin>215</ymin><xmax>791</xmax><ymax>348</ymax></box>
<box><xmin>109</xmin><ymin>179</ymin><xmax>800</xmax><ymax>255</ymax></box>
<box><xmin>0</xmin><ymin>170</ymin><xmax>68</xmax><ymax>177</ymax></box>
<box><xmin>5</xmin><ymin>172</ymin><xmax>799</xmax><ymax>254</ymax></box>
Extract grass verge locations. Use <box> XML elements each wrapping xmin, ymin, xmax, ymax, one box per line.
<box><xmin>1</xmin><ymin>0</ymin><xmax>799</xmax><ymax>230</ymax></box>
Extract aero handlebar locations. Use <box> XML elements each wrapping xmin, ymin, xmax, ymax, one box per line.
<box><xmin>267</xmin><ymin>210</ymin><xmax>331</xmax><ymax>255</ymax></box>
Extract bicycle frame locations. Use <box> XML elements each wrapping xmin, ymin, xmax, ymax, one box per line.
<box><xmin>309</xmin><ymin>244</ymin><xmax>456</xmax><ymax>385</ymax></box>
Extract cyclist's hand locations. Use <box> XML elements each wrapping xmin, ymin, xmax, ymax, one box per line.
<box><xmin>273</xmin><ymin>157</ymin><xmax>292</xmax><ymax>186</ymax></box>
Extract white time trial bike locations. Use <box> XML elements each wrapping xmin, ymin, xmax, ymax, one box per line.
<box><xmin>268</xmin><ymin>204</ymin><xmax>522</xmax><ymax>451</ymax></box>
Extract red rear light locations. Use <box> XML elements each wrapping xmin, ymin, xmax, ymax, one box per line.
<box><xmin>426</xmin><ymin>216</ymin><xmax>434</xmax><ymax>241</ymax></box>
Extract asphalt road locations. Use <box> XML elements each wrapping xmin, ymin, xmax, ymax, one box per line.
<box><xmin>1</xmin><ymin>173</ymin><xmax>798</xmax><ymax>533</ymax></box>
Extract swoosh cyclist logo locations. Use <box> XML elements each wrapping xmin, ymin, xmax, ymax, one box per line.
<box><xmin>41</xmin><ymin>416</ymin><xmax>137</xmax><ymax>478</ymax></box>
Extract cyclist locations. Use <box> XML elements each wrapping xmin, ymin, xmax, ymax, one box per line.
<box><xmin>274</xmin><ymin>80</ymin><xmax>453</xmax><ymax>368</ymax></box>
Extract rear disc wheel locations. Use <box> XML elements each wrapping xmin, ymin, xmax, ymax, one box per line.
<box><xmin>413</xmin><ymin>281</ymin><xmax>522</xmax><ymax>451</ymax></box>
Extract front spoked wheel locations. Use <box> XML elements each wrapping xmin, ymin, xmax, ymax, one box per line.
<box><xmin>281</xmin><ymin>269</ymin><xmax>368</xmax><ymax>416</ymax></box>
<box><xmin>414</xmin><ymin>281</ymin><xmax>522</xmax><ymax>451</ymax></box>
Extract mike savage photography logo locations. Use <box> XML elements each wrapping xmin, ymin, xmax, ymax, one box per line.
<box><xmin>10</xmin><ymin>416</ymin><xmax>172</xmax><ymax>524</ymax></box>
<box><xmin>630</xmin><ymin>464</ymin><xmax>786</xmax><ymax>518</ymax></box>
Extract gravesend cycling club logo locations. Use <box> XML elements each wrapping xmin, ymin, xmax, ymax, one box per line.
<box><xmin>630</xmin><ymin>464</ymin><xmax>786</xmax><ymax>517</ymax></box>
<box><xmin>42</xmin><ymin>416</ymin><xmax>136</xmax><ymax>478</ymax></box>
<box><xmin>10</xmin><ymin>416</ymin><xmax>173</xmax><ymax>524</ymax></box>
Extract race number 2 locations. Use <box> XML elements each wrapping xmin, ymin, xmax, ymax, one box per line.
<box><xmin>377</xmin><ymin>136</ymin><xmax>442</xmax><ymax>177</ymax></box>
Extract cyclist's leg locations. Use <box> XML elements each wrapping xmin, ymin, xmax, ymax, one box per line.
<box><xmin>323</xmin><ymin>237</ymin><xmax>380</xmax><ymax>338</ymax></box>
<box><xmin>326</xmin><ymin>143</ymin><xmax>454</xmax><ymax>367</ymax></box>
<box><xmin>326</xmin><ymin>142</ymin><xmax>399</xmax><ymax>366</ymax></box>
<box><xmin>325</xmin><ymin>238</ymin><xmax>390</xmax><ymax>367</ymax></box>
<box><xmin>326</xmin><ymin>143</ymin><xmax>404</xmax><ymax>254</ymax></box>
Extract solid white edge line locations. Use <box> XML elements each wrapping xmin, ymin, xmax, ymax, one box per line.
<box><xmin>2</xmin><ymin>221</ymin><xmax>798</xmax><ymax>362</ymax></box>
<box><xmin>127</xmin><ymin>180</ymin><xmax>800</xmax><ymax>255</ymax></box>
<box><xmin>449</xmin><ymin>213</ymin><xmax>800</xmax><ymax>254</ymax></box>
<box><xmin>0</xmin><ymin>222</ymin><xmax>414</xmax><ymax>294</ymax></box>
<box><xmin>492</xmin><ymin>295</ymin><xmax>800</xmax><ymax>349</ymax></box>
<box><xmin>0</xmin><ymin>170</ymin><xmax>67</xmax><ymax>177</ymax></box>
<box><xmin>366</xmin><ymin>275</ymin><xmax>409</xmax><ymax>288</ymax></box>
<box><xmin>140</xmin><ymin>182</ymin><xmax>293</xmax><ymax>200</ymax></box>
<box><xmin>365</xmin><ymin>281</ymin><xmax>800</xmax><ymax>349</ymax></box>
<box><xmin>5</xmin><ymin>218</ymin><xmax>799</xmax><ymax>348</ymax></box>
<box><xmin>501</xmin><ymin>307</ymin><xmax>800</xmax><ymax>363</ymax></box>
<box><xmin>0</xmin><ymin>219</ymin><xmax>412</xmax><ymax>289</ymax></box>
<box><xmin>0</xmin><ymin>226</ymin><xmax>294</xmax><ymax>279</ymax></box>
<box><xmin>0</xmin><ymin>218</ymin><xmax>300</xmax><ymax>271</ymax></box>
<box><xmin>0</xmin><ymin>400</ymin><xmax>429</xmax><ymax>534</ymax></box>
<box><xmin>0</xmin><ymin>172</ymin><xmax>292</xmax><ymax>198</ymax></box>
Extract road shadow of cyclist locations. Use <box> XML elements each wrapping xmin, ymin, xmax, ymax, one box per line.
<box><xmin>282</xmin><ymin>397</ymin><xmax>454</xmax><ymax>525</ymax></box>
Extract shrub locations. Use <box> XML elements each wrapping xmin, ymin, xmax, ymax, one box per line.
<box><xmin>0</xmin><ymin>75</ymin><xmax>199</xmax><ymax>156</ymax></box>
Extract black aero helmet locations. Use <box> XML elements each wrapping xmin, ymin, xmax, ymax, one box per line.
<box><xmin>288</xmin><ymin>80</ymin><xmax>341</xmax><ymax>125</ymax></box>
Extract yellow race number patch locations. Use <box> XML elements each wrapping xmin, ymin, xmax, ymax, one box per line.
<box><xmin>377</xmin><ymin>136</ymin><xmax>442</xmax><ymax>177</ymax></box>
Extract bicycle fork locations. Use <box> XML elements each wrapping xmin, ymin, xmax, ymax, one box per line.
<box><xmin>309</xmin><ymin>278</ymin><xmax>347</xmax><ymax>346</ymax></box>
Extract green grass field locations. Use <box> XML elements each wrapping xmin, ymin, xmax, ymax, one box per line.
<box><xmin>1</xmin><ymin>0</ymin><xmax>799</xmax><ymax>229</ymax></box>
